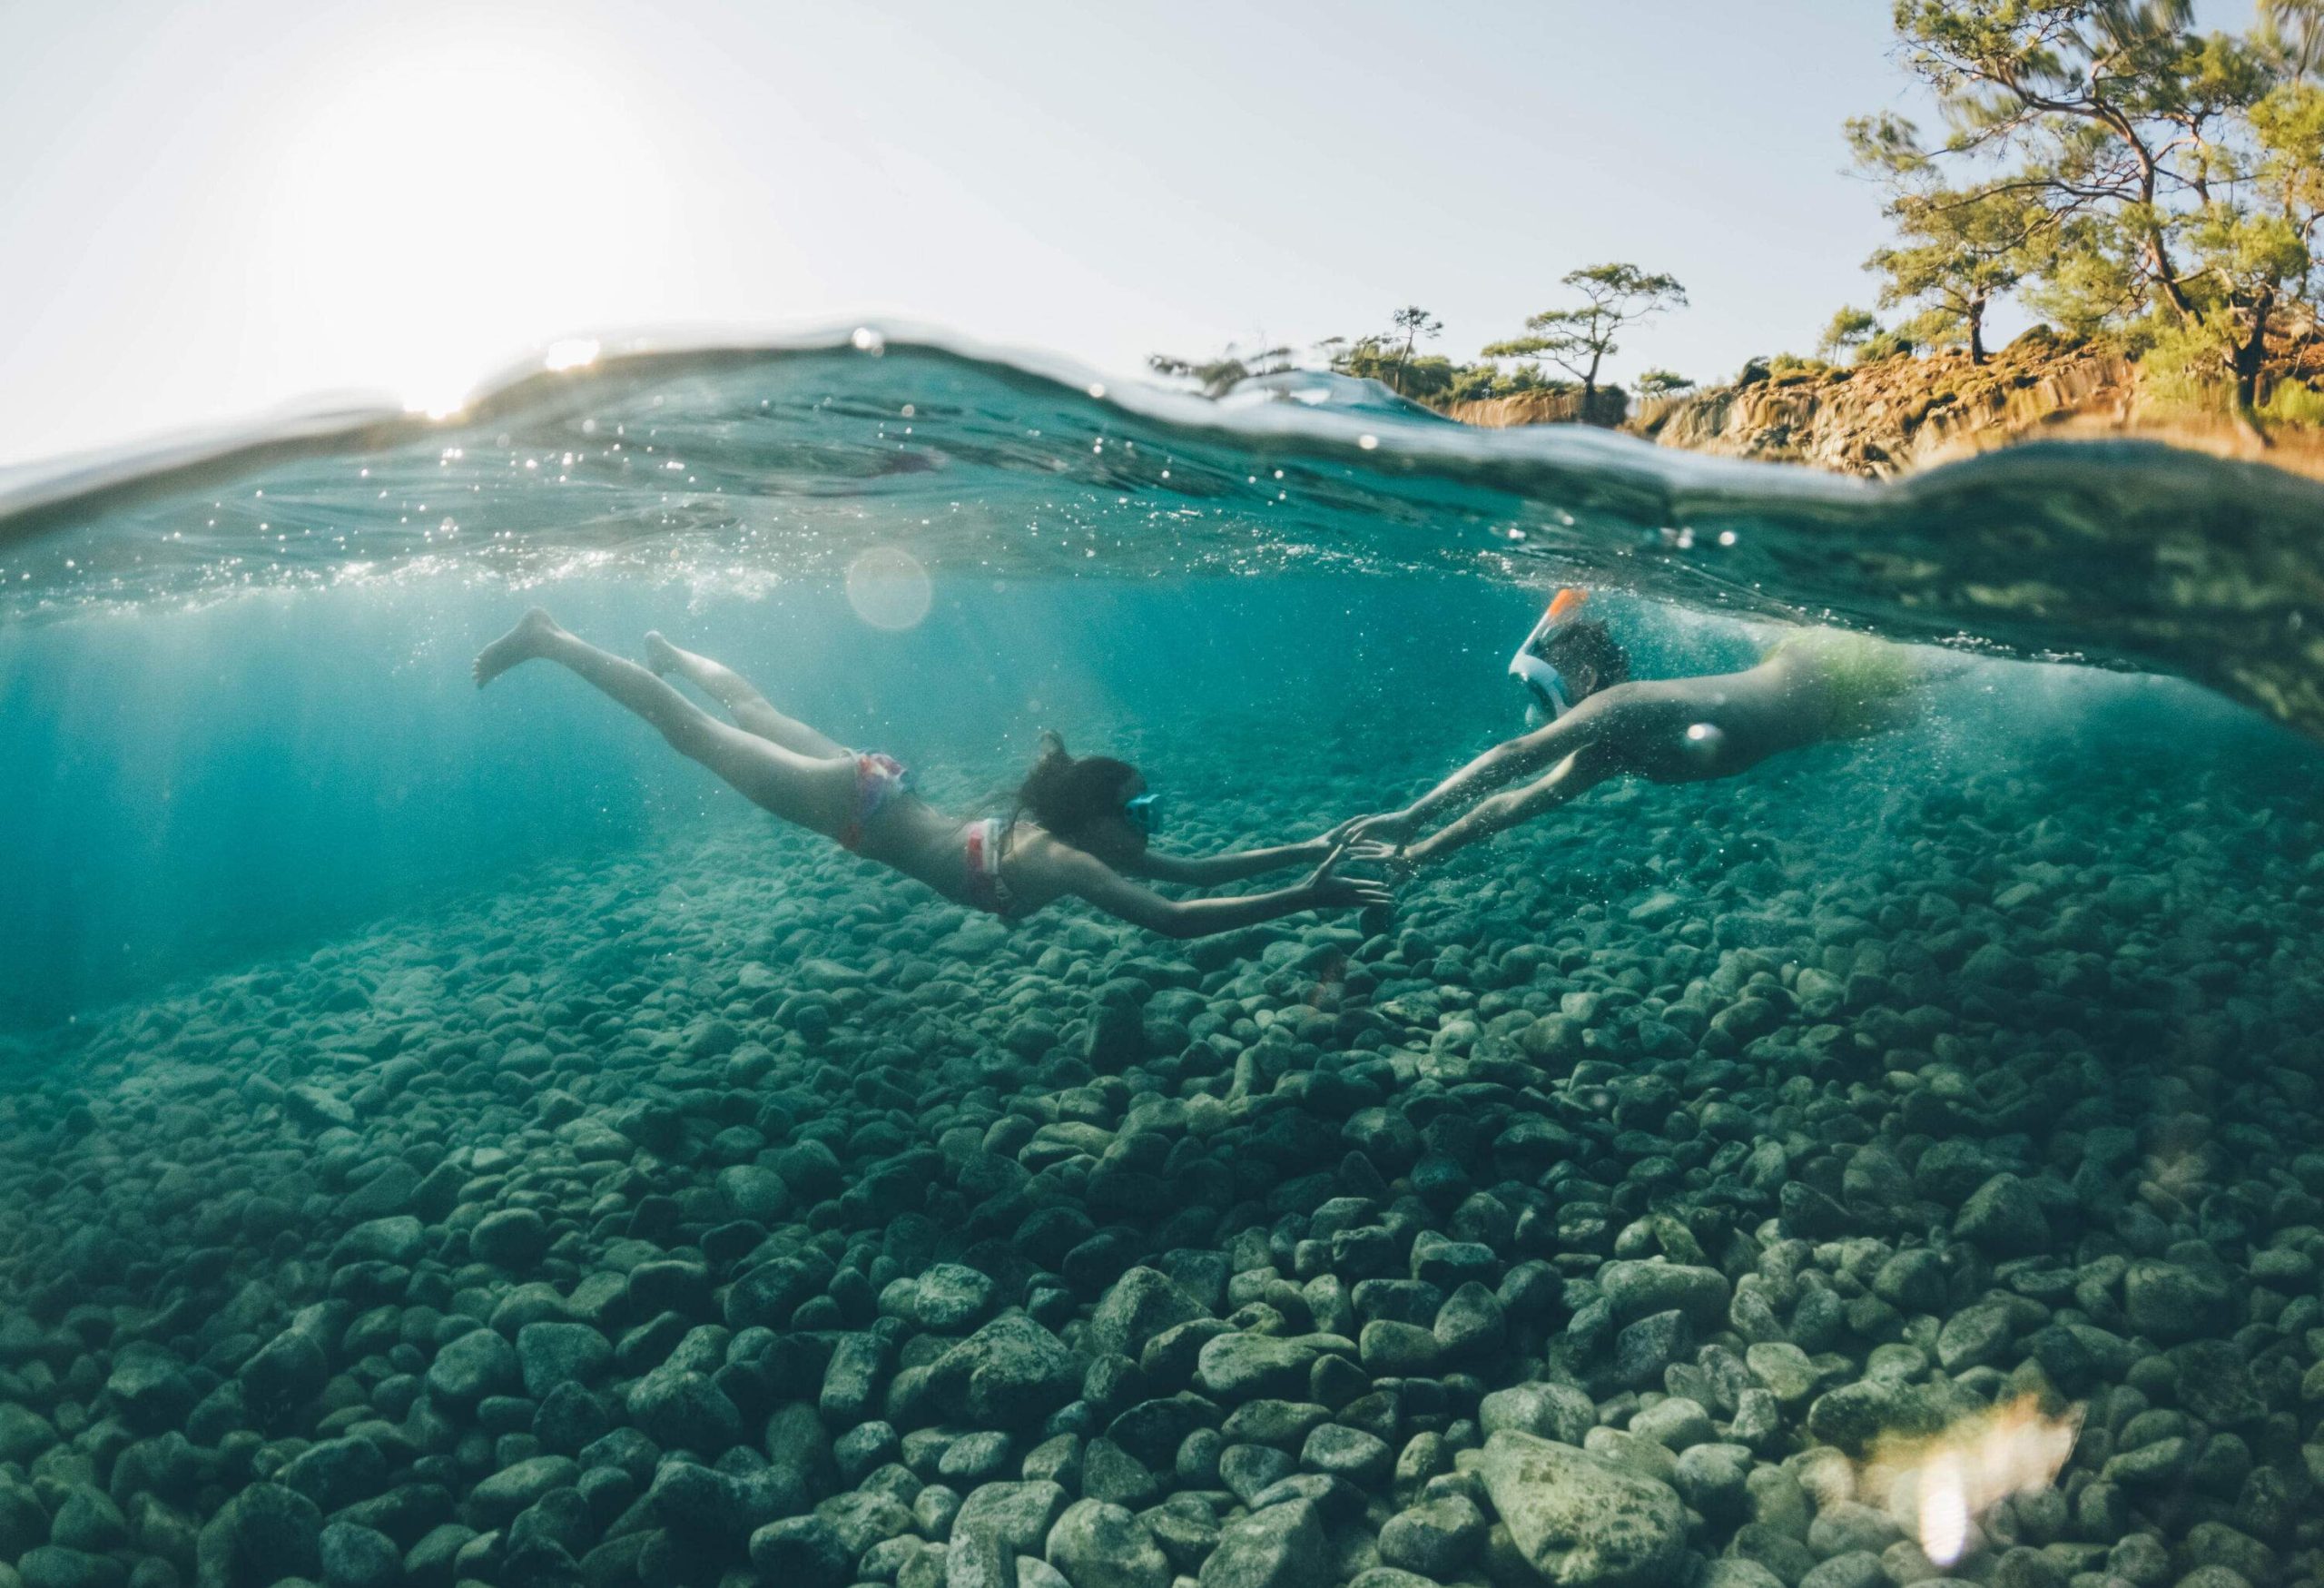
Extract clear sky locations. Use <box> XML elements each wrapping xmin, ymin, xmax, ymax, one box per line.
<box><xmin>0</xmin><ymin>2</ymin><xmax>2225</xmax><ymax>467</ymax></box>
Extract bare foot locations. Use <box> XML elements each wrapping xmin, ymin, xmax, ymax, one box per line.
<box><xmin>474</xmin><ymin>607</ymin><xmax>561</xmax><ymax>688</ymax></box>
<box><xmin>643</xmin><ymin>631</ymin><xmax>683</xmax><ymax>676</ymax></box>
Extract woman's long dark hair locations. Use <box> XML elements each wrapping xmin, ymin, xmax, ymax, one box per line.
<box><xmin>1015</xmin><ymin>731</ymin><xmax>1139</xmax><ymax>842</ymax></box>
<box><xmin>1541</xmin><ymin>619</ymin><xmax>1631</xmax><ymax>695</ymax></box>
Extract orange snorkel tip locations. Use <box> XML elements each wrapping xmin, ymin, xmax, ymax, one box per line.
<box><xmin>1511</xmin><ymin>587</ymin><xmax>1590</xmax><ymax>719</ymax></box>
<box><xmin>1516</xmin><ymin>587</ymin><xmax>1590</xmax><ymax>658</ymax></box>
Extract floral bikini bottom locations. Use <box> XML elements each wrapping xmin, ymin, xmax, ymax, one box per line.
<box><xmin>836</xmin><ymin>752</ymin><xmax>912</xmax><ymax>851</ymax></box>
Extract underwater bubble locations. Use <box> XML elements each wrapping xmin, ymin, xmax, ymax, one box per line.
<box><xmin>845</xmin><ymin>546</ymin><xmax>932</xmax><ymax>630</ymax></box>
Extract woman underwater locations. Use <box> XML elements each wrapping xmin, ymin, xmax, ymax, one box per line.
<box><xmin>475</xmin><ymin>608</ymin><xmax>1390</xmax><ymax>939</ymax></box>
<box><xmin>1357</xmin><ymin>589</ymin><xmax>1927</xmax><ymax>867</ymax></box>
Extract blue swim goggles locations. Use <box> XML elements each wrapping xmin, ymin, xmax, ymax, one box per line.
<box><xmin>1123</xmin><ymin>793</ymin><xmax>1162</xmax><ymax>836</ymax></box>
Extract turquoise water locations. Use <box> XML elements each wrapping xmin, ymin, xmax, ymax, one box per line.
<box><xmin>1</xmin><ymin>334</ymin><xmax>2321</xmax><ymax>1588</ymax></box>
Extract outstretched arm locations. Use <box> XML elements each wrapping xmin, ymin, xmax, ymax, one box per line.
<box><xmin>1403</xmin><ymin>745</ymin><xmax>1620</xmax><ymax>866</ymax></box>
<box><xmin>1128</xmin><ymin>831</ymin><xmax>1368</xmax><ymax>886</ymax></box>
<box><xmin>1052</xmin><ymin>843</ymin><xmax>1390</xmax><ymax>940</ymax></box>
<box><xmin>1363</xmin><ymin>701</ymin><xmax>1617</xmax><ymax>841</ymax></box>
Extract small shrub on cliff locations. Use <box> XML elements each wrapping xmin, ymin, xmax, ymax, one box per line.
<box><xmin>2140</xmin><ymin>314</ymin><xmax>2241</xmax><ymax>416</ymax></box>
<box><xmin>1446</xmin><ymin>364</ymin><xmax>1556</xmax><ymax>403</ymax></box>
<box><xmin>2260</xmin><ymin>380</ymin><xmax>2324</xmax><ymax>429</ymax></box>
<box><xmin>1856</xmin><ymin>331</ymin><xmax>1917</xmax><ymax>362</ymax></box>
<box><xmin>1768</xmin><ymin>353</ymin><xmax>1836</xmax><ymax>382</ymax></box>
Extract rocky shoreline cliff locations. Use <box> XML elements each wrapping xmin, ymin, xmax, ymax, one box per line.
<box><xmin>1445</xmin><ymin>338</ymin><xmax>2324</xmax><ymax>480</ymax></box>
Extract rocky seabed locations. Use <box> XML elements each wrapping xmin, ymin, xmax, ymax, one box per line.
<box><xmin>0</xmin><ymin>728</ymin><xmax>2321</xmax><ymax>1588</ymax></box>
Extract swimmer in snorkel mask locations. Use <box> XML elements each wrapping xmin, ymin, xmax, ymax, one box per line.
<box><xmin>1348</xmin><ymin>588</ymin><xmax>1927</xmax><ymax>868</ymax></box>
<box><xmin>1510</xmin><ymin>587</ymin><xmax>1592</xmax><ymax>726</ymax></box>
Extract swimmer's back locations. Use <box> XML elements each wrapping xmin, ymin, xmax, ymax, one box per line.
<box><xmin>1761</xmin><ymin>629</ymin><xmax>1919</xmax><ymax>737</ymax></box>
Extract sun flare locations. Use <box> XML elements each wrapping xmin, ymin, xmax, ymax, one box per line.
<box><xmin>260</xmin><ymin>30</ymin><xmax>674</xmax><ymax>416</ymax></box>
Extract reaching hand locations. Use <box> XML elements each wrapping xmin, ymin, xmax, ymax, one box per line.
<box><xmin>1304</xmin><ymin>838</ymin><xmax>1394</xmax><ymax>912</ymax></box>
<box><xmin>1349</xmin><ymin>809</ymin><xmax>1417</xmax><ymax>847</ymax></box>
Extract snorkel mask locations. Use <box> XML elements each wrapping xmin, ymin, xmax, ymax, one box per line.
<box><xmin>1510</xmin><ymin>587</ymin><xmax>1589</xmax><ymax>723</ymax></box>
<box><xmin>1123</xmin><ymin>792</ymin><xmax>1161</xmax><ymax>836</ymax></box>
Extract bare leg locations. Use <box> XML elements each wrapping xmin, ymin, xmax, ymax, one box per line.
<box><xmin>1404</xmin><ymin>748</ymin><xmax>1617</xmax><ymax>867</ymax></box>
<box><xmin>476</xmin><ymin>609</ymin><xmax>857</xmax><ymax>834</ymax></box>
<box><xmin>643</xmin><ymin>632</ymin><xmax>849</xmax><ymax>758</ymax></box>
